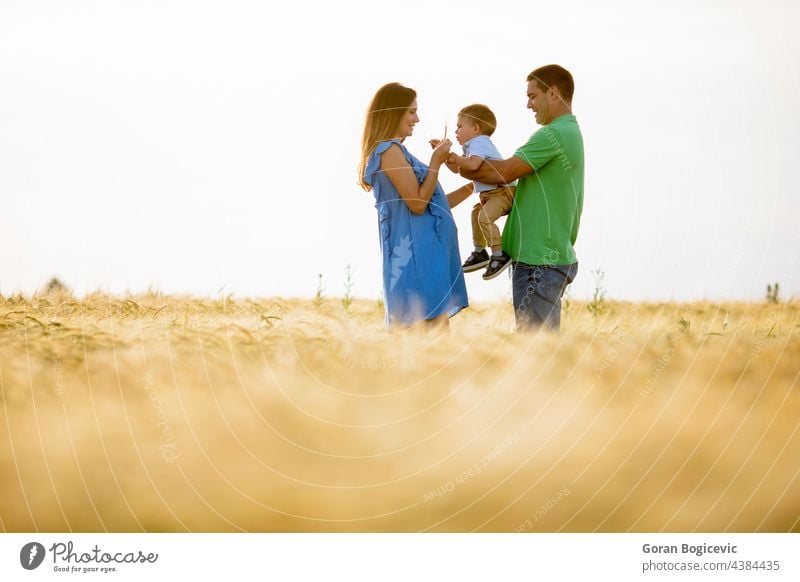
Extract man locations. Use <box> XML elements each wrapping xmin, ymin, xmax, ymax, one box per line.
<box><xmin>460</xmin><ymin>64</ymin><xmax>584</xmax><ymax>331</ymax></box>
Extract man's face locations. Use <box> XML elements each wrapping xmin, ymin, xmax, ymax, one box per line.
<box><xmin>526</xmin><ymin>80</ymin><xmax>550</xmax><ymax>125</ymax></box>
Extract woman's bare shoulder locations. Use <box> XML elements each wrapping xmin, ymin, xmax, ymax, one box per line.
<box><xmin>379</xmin><ymin>143</ymin><xmax>410</xmax><ymax>170</ymax></box>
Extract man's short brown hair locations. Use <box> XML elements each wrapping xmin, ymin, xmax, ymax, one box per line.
<box><xmin>527</xmin><ymin>65</ymin><xmax>574</xmax><ymax>102</ymax></box>
<box><xmin>458</xmin><ymin>104</ymin><xmax>497</xmax><ymax>136</ymax></box>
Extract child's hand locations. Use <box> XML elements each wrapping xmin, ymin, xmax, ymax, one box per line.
<box><xmin>445</xmin><ymin>153</ymin><xmax>458</xmax><ymax>173</ymax></box>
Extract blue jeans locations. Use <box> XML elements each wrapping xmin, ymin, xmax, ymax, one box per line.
<box><xmin>511</xmin><ymin>262</ymin><xmax>578</xmax><ymax>331</ymax></box>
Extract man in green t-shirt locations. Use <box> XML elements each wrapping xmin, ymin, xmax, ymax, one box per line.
<box><xmin>460</xmin><ymin>64</ymin><xmax>584</xmax><ymax>331</ymax></box>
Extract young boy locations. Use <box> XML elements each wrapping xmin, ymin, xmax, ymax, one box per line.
<box><xmin>439</xmin><ymin>104</ymin><xmax>515</xmax><ymax>280</ymax></box>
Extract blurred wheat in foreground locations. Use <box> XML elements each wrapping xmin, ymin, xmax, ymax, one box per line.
<box><xmin>1</xmin><ymin>292</ymin><xmax>799</xmax><ymax>532</ymax></box>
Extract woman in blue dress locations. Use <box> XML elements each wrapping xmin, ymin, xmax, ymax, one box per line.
<box><xmin>358</xmin><ymin>82</ymin><xmax>469</xmax><ymax>328</ymax></box>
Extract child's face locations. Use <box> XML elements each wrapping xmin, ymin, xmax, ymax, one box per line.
<box><xmin>395</xmin><ymin>100</ymin><xmax>419</xmax><ymax>139</ymax></box>
<box><xmin>455</xmin><ymin>115</ymin><xmax>481</xmax><ymax>145</ymax></box>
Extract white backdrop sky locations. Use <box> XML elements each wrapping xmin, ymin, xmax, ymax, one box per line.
<box><xmin>1</xmin><ymin>0</ymin><xmax>798</xmax><ymax>302</ymax></box>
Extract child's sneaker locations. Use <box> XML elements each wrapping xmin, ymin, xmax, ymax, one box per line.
<box><xmin>482</xmin><ymin>251</ymin><xmax>512</xmax><ymax>280</ymax></box>
<box><xmin>462</xmin><ymin>249</ymin><xmax>490</xmax><ymax>273</ymax></box>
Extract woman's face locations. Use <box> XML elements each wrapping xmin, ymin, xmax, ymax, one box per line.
<box><xmin>395</xmin><ymin>99</ymin><xmax>419</xmax><ymax>139</ymax></box>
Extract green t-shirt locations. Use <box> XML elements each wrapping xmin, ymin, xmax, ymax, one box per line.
<box><xmin>501</xmin><ymin>114</ymin><xmax>584</xmax><ymax>266</ymax></box>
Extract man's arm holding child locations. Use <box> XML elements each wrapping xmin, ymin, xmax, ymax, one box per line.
<box><xmin>460</xmin><ymin>156</ymin><xmax>533</xmax><ymax>185</ymax></box>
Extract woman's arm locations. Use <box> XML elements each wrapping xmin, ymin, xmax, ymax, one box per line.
<box><xmin>381</xmin><ymin>140</ymin><xmax>451</xmax><ymax>215</ymax></box>
<box><xmin>446</xmin><ymin>183</ymin><xmax>474</xmax><ymax>209</ymax></box>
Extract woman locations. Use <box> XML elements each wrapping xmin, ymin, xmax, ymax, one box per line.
<box><xmin>358</xmin><ymin>82</ymin><xmax>468</xmax><ymax>328</ymax></box>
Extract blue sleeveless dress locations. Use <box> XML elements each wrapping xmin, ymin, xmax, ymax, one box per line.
<box><xmin>364</xmin><ymin>139</ymin><xmax>469</xmax><ymax>326</ymax></box>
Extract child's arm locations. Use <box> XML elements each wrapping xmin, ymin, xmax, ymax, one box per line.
<box><xmin>444</xmin><ymin>153</ymin><xmax>459</xmax><ymax>173</ymax></box>
<box><xmin>433</xmin><ymin>140</ymin><xmax>485</xmax><ymax>172</ymax></box>
<box><xmin>451</xmin><ymin>154</ymin><xmax>484</xmax><ymax>172</ymax></box>
<box><xmin>446</xmin><ymin>182</ymin><xmax>474</xmax><ymax>209</ymax></box>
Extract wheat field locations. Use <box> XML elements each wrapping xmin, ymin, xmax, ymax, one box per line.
<box><xmin>1</xmin><ymin>291</ymin><xmax>798</xmax><ymax>532</ymax></box>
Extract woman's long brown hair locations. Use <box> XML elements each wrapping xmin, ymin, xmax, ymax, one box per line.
<box><xmin>358</xmin><ymin>82</ymin><xmax>416</xmax><ymax>192</ymax></box>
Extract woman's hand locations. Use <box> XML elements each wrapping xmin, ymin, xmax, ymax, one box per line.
<box><xmin>429</xmin><ymin>138</ymin><xmax>452</xmax><ymax>168</ymax></box>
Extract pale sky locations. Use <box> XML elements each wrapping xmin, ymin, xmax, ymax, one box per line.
<box><xmin>1</xmin><ymin>0</ymin><xmax>798</xmax><ymax>302</ymax></box>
